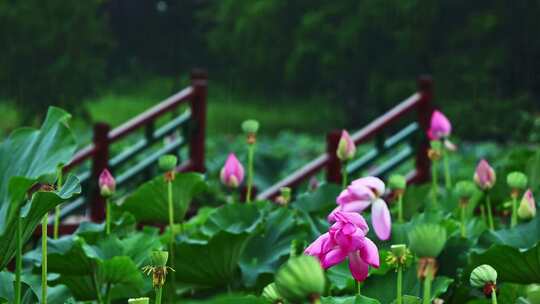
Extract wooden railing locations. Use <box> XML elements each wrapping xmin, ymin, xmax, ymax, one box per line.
<box><xmin>43</xmin><ymin>69</ymin><xmax>207</xmax><ymax>235</ymax></box>
<box><xmin>257</xmin><ymin>75</ymin><xmax>433</xmax><ymax>200</ymax></box>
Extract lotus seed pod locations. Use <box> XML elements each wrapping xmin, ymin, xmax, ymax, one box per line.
<box><xmin>391</xmin><ymin>244</ymin><xmax>407</xmax><ymax>258</ymax></box>
<box><xmin>38</xmin><ymin>173</ymin><xmax>57</xmax><ymax>185</ymax></box>
<box><xmin>455</xmin><ymin>181</ymin><xmax>477</xmax><ymax>199</ymax></box>
<box><xmin>388</xmin><ymin>174</ymin><xmax>407</xmax><ymax>190</ymax></box>
<box><xmin>275</xmin><ymin>255</ymin><xmax>325</xmax><ymax>302</ymax></box>
<box><xmin>128</xmin><ymin>298</ymin><xmax>150</xmax><ymax>304</ymax></box>
<box><xmin>151</xmin><ymin>251</ymin><xmax>169</xmax><ymax>267</ymax></box>
<box><xmin>470</xmin><ymin>264</ymin><xmax>497</xmax><ymax>288</ymax></box>
<box><xmin>506</xmin><ymin>171</ymin><xmax>528</xmax><ymax>190</ymax></box>
<box><xmin>158</xmin><ymin>154</ymin><xmax>178</xmax><ymax>171</ymax></box>
<box><xmin>241</xmin><ymin>119</ymin><xmax>260</xmax><ymax>134</ymax></box>
<box><xmin>262</xmin><ymin>283</ymin><xmax>284</xmax><ymax>303</ymax></box>
<box><xmin>408</xmin><ymin>224</ymin><xmax>446</xmax><ymax>258</ymax></box>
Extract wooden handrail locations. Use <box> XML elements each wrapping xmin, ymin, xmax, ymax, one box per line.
<box><xmin>257</xmin><ymin>76</ymin><xmax>433</xmax><ymax>200</ymax></box>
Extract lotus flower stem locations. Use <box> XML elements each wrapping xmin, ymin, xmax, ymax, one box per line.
<box><xmin>42</xmin><ymin>213</ymin><xmax>48</xmax><ymax>304</ymax></box>
<box><xmin>105</xmin><ymin>198</ymin><xmax>111</xmax><ymax>235</ymax></box>
<box><xmin>396</xmin><ymin>265</ymin><xmax>403</xmax><ymax>304</ymax></box>
<box><xmin>246</xmin><ymin>144</ymin><xmax>255</xmax><ymax>203</ymax></box>
<box><xmin>485</xmin><ymin>192</ymin><xmax>495</xmax><ymax>230</ymax></box>
<box><xmin>15</xmin><ymin>217</ymin><xmax>22</xmax><ymax>304</ymax></box>
<box><xmin>480</xmin><ymin>205</ymin><xmax>486</xmax><ymax>226</ymax></box>
<box><xmin>356</xmin><ymin>281</ymin><xmax>361</xmax><ymax>295</ymax></box>
<box><xmin>460</xmin><ymin>204</ymin><xmax>466</xmax><ymax>238</ymax></box>
<box><xmin>397</xmin><ymin>194</ymin><xmax>404</xmax><ymax>223</ymax></box>
<box><xmin>442</xmin><ymin>147</ymin><xmax>452</xmax><ymax>189</ymax></box>
<box><xmin>431</xmin><ymin>160</ymin><xmax>438</xmax><ymax>204</ymax></box>
<box><xmin>341</xmin><ymin>161</ymin><xmax>348</xmax><ymax>189</ymax></box>
<box><xmin>91</xmin><ymin>269</ymin><xmax>104</xmax><ymax>304</ymax></box>
<box><xmin>491</xmin><ymin>290</ymin><xmax>498</xmax><ymax>304</ymax></box>
<box><xmin>511</xmin><ymin>196</ymin><xmax>518</xmax><ymax>228</ymax></box>
<box><xmin>166</xmin><ymin>179</ymin><xmax>176</xmax><ymax>302</ymax></box>
<box><xmin>104</xmin><ymin>282</ymin><xmax>111</xmax><ymax>304</ymax></box>
<box><xmin>155</xmin><ymin>286</ymin><xmax>163</xmax><ymax>304</ymax></box>
<box><xmin>53</xmin><ymin>166</ymin><xmax>63</xmax><ymax>240</ymax></box>
<box><xmin>422</xmin><ymin>263</ymin><xmax>433</xmax><ymax>304</ymax></box>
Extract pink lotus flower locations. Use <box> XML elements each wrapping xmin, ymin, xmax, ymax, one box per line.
<box><xmin>220</xmin><ymin>153</ymin><xmax>245</xmax><ymax>188</ymax></box>
<box><xmin>474</xmin><ymin>159</ymin><xmax>496</xmax><ymax>190</ymax></box>
<box><xmin>99</xmin><ymin>169</ymin><xmax>116</xmax><ymax>197</ymax></box>
<box><xmin>428</xmin><ymin>110</ymin><xmax>452</xmax><ymax>140</ymax></box>
<box><xmin>518</xmin><ymin>189</ymin><xmax>536</xmax><ymax>219</ymax></box>
<box><xmin>336</xmin><ymin>130</ymin><xmax>356</xmax><ymax>161</ymax></box>
<box><xmin>328</xmin><ymin>177</ymin><xmax>391</xmax><ymax>241</ymax></box>
<box><xmin>305</xmin><ymin>211</ymin><xmax>379</xmax><ymax>281</ymax></box>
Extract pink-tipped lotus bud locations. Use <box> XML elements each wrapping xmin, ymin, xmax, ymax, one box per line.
<box><xmin>474</xmin><ymin>159</ymin><xmax>496</xmax><ymax>190</ymax></box>
<box><xmin>220</xmin><ymin>153</ymin><xmax>245</xmax><ymax>188</ymax></box>
<box><xmin>428</xmin><ymin>110</ymin><xmax>452</xmax><ymax>140</ymax></box>
<box><xmin>99</xmin><ymin>169</ymin><xmax>116</xmax><ymax>197</ymax></box>
<box><xmin>336</xmin><ymin>130</ymin><xmax>356</xmax><ymax>161</ymax></box>
<box><xmin>518</xmin><ymin>189</ymin><xmax>536</xmax><ymax>220</ymax></box>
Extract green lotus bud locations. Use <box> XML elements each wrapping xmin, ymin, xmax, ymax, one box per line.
<box><xmin>151</xmin><ymin>251</ymin><xmax>169</xmax><ymax>267</ymax></box>
<box><xmin>158</xmin><ymin>154</ymin><xmax>178</xmax><ymax>171</ymax></box>
<box><xmin>388</xmin><ymin>174</ymin><xmax>407</xmax><ymax>190</ymax></box>
<box><xmin>506</xmin><ymin>171</ymin><xmax>528</xmax><ymax>190</ymax></box>
<box><xmin>470</xmin><ymin>264</ymin><xmax>497</xmax><ymax>288</ymax></box>
<box><xmin>408</xmin><ymin>224</ymin><xmax>446</xmax><ymax>258</ymax></box>
<box><xmin>241</xmin><ymin>119</ymin><xmax>260</xmax><ymax>134</ymax></box>
<box><xmin>455</xmin><ymin>181</ymin><xmax>476</xmax><ymax>199</ymax></box>
<box><xmin>275</xmin><ymin>256</ymin><xmax>325</xmax><ymax>302</ymax></box>
<box><xmin>262</xmin><ymin>283</ymin><xmax>284</xmax><ymax>304</ymax></box>
<box><xmin>38</xmin><ymin>173</ymin><xmax>57</xmax><ymax>185</ymax></box>
<box><xmin>128</xmin><ymin>298</ymin><xmax>150</xmax><ymax>304</ymax></box>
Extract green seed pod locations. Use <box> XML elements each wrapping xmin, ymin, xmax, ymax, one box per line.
<box><xmin>470</xmin><ymin>264</ymin><xmax>497</xmax><ymax>288</ymax></box>
<box><xmin>391</xmin><ymin>244</ymin><xmax>407</xmax><ymax>258</ymax></box>
<box><xmin>262</xmin><ymin>283</ymin><xmax>284</xmax><ymax>303</ymax></box>
<box><xmin>241</xmin><ymin>119</ymin><xmax>260</xmax><ymax>134</ymax></box>
<box><xmin>158</xmin><ymin>154</ymin><xmax>178</xmax><ymax>171</ymax></box>
<box><xmin>455</xmin><ymin>181</ymin><xmax>477</xmax><ymax>199</ymax></box>
<box><xmin>128</xmin><ymin>298</ymin><xmax>150</xmax><ymax>304</ymax></box>
<box><xmin>151</xmin><ymin>251</ymin><xmax>169</xmax><ymax>267</ymax></box>
<box><xmin>275</xmin><ymin>256</ymin><xmax>325</xmax><ymax>302</ymax></box>
<box><xmin>506</xmin><ymin>171</ymin><xmax>528</xmax><ymax>190</ymax></box>
<box><xmin>388</xmin><ymin>174</ymin><xmax>407</xmax><ymax>190</ymax></box>
<box><xmin>408</xmin><ymin>224</ymin><xmax>446</xmax><ymax>258</ymax></box>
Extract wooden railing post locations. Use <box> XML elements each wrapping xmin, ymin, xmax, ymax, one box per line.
<box><xmin>90</xmin><ymin>123</ymin><xmax>110</xmax><ymax>222</ymax></box>
<box><xmin>189</xmin><ymin>69</ymin><xmax>207</xmax><ymax>173</ymax></box>
<box><xmin>326</xmin><ymin>130</ymin><xmax>342</xmax><ymax>184</ymax></box>
<box><xmin>415</xmin><ymin>75</ymin><xmax>434</xmax><ymax>183</ymax></box>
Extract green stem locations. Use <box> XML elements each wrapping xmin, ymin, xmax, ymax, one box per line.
<box><xmin>460</xmin><ymin>205</ymin><xmax>467</xmax><ymax>238</ymax></box>
<box><xmin>511</xmin><ymin>196</ymin><xmax>518</xmax><ymax>228</ymax></box>
<box><xmin>491</xmin><ymin>289</ymin><xmax>498</xmax><ymax>304</ymax></box>
<box><xmin>246</xmin><ymin>144</ymin><xmax>255</xmax><ymax>203</ymax></box>
<box><xmin>341</xmin><ymin>161</ymin><xmax>348</xmax><ymax>189</ymax></box>
<box><xmin>167</xmin><ymin>179</ymin><xmax>176</xmax><ymax>302</ymax></box>
<box><xmin>397</xmin><ymin>194</ymin><xmax>404</xmax><ymax>223</ymax></box>
<box><xmin>442</xmin><ymin>145</ymin><xmax>452</xmax><ymax>189</ymax></box>
<box><xmin>42</xmin><ymin>214</ymin><xmax>48</xmax><ymax>304</ymax></box>
<box><xmin>422</xmin><ymin>266</ymin><xmax>433</xmax><ymax>304</ymax></box>
<box><xmin>396</xmin><ymin>266</ymin><xmax>403</xmax><ymax>304</ymax></box>
<box><xmin>105</xmin><ymin>198</ymin><xmax>111</xmax><ymax>235</ymax></box>
<box><xmin>167</xmin><ymin>180</ymin><xmax>174</xmax><ymax>241</ymax></box>
<box><xmin>15</xmin><ymin>217</ymin><xmax>22</xmax><ymax>304</ymax></box>
<box><xmin>431</xmin><ymin>160</ymin><xmax>438</xmax><ymax>205</ymax></box>
<box><xmin>480</xmin><ymin>205</ymin><xmax>486</xmax><ymax>226</ymax></box>
<box><xmin>356</xmin><ymin>280</ymin><xmax>361</xmax><ymax>296</ymax></box>
<box><xmin>91</xmin><ymin>270</ymin><xmax>103</xmax><ymax>304</ymax></box>
<box><xmin>54</xmin><ymin>167</ymin><xmax>63</xmax><ymax>240</ymax></box>
<box><xmin>104</xmin><ymin>283</ymin><xmax>111</xmax><ymax>304</ymax></box>
<box><xmin>486</xmin><ymin>192</ymin><xmax>495</xmax><ymax>230</ymax></box>
<box><xmin>155</xmin><ymin>287</ymin><xmax>163</xmax><ymax>304</ymax></box>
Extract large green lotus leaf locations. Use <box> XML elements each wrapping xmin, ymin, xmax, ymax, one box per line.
<box><xmin>173</xmin><ymin>204</ymin><xmax>263</xmax><ymax>289</ymax></box>
<box><xmin>18</xmin><ymin>273</ymin><xmax>72</xmax><ymax>304</ymax></box>
<box><xmin>0</xmin><ymin>107</ymin><xmax>79</xmax><ymax>270</ymax></box>
<box><xmin>362</xmin><ymin>266</ymin><xmax>453</xmax><ymax>303</ymax></box>
<box><xmin>321</xmin><ymin>295</ymin><xmax>381</xmax><ymax>304</ymax></box>
<box><xmin>0</xmin><ymin>174</ymin><xmax>80</xmax><ymax>270</ymax></box>
<box><xmin>0</xmin><ymin>271</ymin><xmax>38</xmax><ymax>304</ymax></box>
<box><xmin>121</xmin><ymin>172</ymin><xmax>206</xmax><ymax>223</ymax></box>
<box><xmin>469</xmin><ymin>242</ymin><xmax>540</xmax><ymax>284</ymax></box>
<box><xmin>478</xmin><ymin>216</ymin><xmax>540</xmax><ymax>249</ymax></box>
<box><xmin>181</xmin><ymin>294</ymin><xmax>267</xmax><ymax>304</ymax></box>
<box><xmin>239</xmin><ymin>205</ymin><xmax>309</xmax><ymax>287</ymax></box>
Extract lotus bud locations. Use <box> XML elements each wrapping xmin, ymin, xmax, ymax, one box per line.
<box><xmin>262</xmin><ymin>283</ymin><xmax>284</xmax><ymax>304</ymax></box>
<box><xmin>428</xmin><ymin>110</ymin><xmax>452</xmax><ymax>140</ymax></box>
<box><xmin>408</xmin><ymin>224</ymin><xmax>446</xmax><ymax>258</ymax></box>
<box><xmin>128</xmin><ymin>298</ymin><xmax>150</xmax><ymax>304</ymax></box>
<box><xmin>474</xmin><ymin>159</ymin><xmax>496</xmax><ymax>190</ymax></box>
<box><xmin>388</xmin><ymin>174</ymin><xmax>407</xmax><ymax>191</ymax></box>
<box><xmin>99</xmin><ymin>169</ymin><xmax>116</xmax><ymax>197</ymax></box>
<box><xmin>220</xmin><ymin>153</ymin><xmax>245</xmax><ymax>188</ymax></box>
<box><xmin>275</xmin><ymin>256</ymin><xmax>325</xmax><ymax>302</ymax></box>
<box><xmin>507</xmin><ymin>171</ymin><xmax>528</xmax><ymax>198</ymax></box>
<box><xmin>336</xmin><ymin>130</ymin><xmax>356</xmax><ymax>161</ymax></box>
<box><xmin>470</xmin><ymin>264</ymin><xmax>497</xmax><ymax>297</ymax></box>
<box><xmin>455</xmin><ymin>181</ymin><xmax>476</xmax><ymax>200</ymax></box>
<box><xmin>158</xmin><ymin>154</ymin><xmax>178</xmax><ymax>172</ymax></box>
<box><xmin>242</xmin><ymin>119</ymin><xmax>260</xmax><ymax>144</ymax></box>
<box><xmin>38</xmin><ymin>173</ymin><xmax>57</xmax><ymax>185</ymax></box>
<box><xmin>518</xmin><ymin>189</ymin><xmax>536</xmax><ymax>220</ymax></box>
